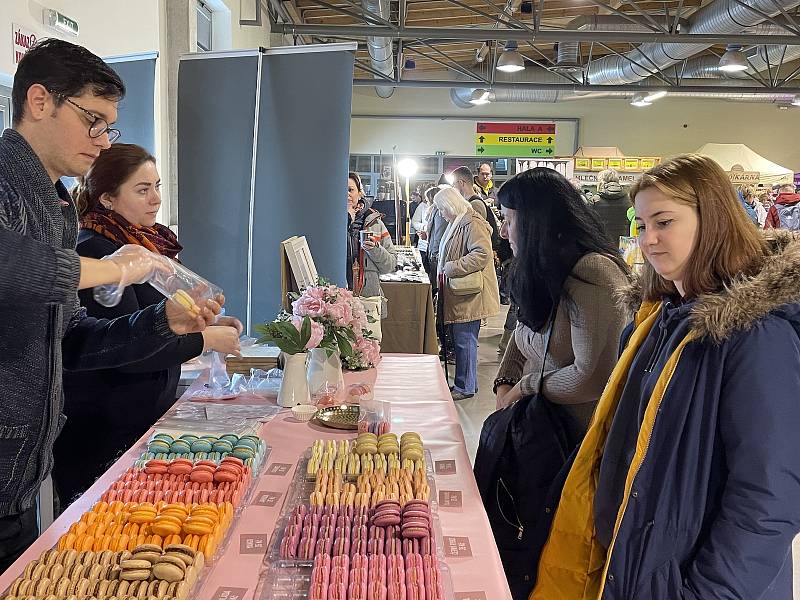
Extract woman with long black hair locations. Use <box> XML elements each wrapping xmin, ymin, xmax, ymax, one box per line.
<box><xmin>494</xmin><ymin>167</ymin><xmax>630</xmax><ymax>435</ymax></box>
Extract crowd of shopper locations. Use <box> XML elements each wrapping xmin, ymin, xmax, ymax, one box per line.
<box><xmin>481</xmin><ymin>156</ymin><xmax>800</xmax><ymax>600</ymax></box>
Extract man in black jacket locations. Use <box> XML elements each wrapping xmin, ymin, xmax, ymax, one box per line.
<box><xmin>591</xmin><ymin>169</ymin><xmax>631</xmax><ymax>246</ymax></box>
<box><xmin>0</xmin><ymin>39</ymin><xmax>231</xmax><ymax>573</ymax></box>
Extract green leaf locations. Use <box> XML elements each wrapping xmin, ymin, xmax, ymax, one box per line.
<box><xmin>300</xmin><ymin>316</ymin><xmax>312</xmax><ymax>348</ymax></box>
<box><xmin>336</xmin><ymin>331</ymin><xmax>353</xmax><ymax>357</ymax></box>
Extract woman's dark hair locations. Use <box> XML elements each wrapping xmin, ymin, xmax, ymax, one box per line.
<box><xmin>74</xmin><ymin>144</ymin><xmax>155</xmax><ymax>216</ymax></box>
<box><xmin>499</xmin><ymin>167</ymin><xmax>629</xmax><ymax>331</ymax></box>
<box><xmin>349</xmin><ymin>172</ymin><xmax>364</xmax><ymax>193</ymax></box>
<box><xmin>13</xmin><ymin>39</ymin><xmax>125</xmax><ymax>126</ymax></box>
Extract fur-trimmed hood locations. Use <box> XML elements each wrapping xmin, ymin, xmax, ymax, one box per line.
<box><xmin>618</xmin><ymin>229</ymin><xmax>800</xmax><ymax>343</ymax></box>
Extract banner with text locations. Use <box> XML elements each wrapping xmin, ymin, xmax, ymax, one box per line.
<box><xmin>476</xmin><ymin>122</ymin><xmax>556</xmax><ymax>157</ymax></box>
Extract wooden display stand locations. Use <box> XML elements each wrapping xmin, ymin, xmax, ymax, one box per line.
<box><xmin>280</xmin><ymin>236</ymin><xmax>318</xmax><ymax>310</ymax></box>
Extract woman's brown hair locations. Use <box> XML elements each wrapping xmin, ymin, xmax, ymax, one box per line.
<box><xmin>74</xmin><ymin>143</ymin><xmax>156</xmax><ymax>216</ymax></box>
<box><xmin>630</xmin><ymin>154</ymin><xmax>767</xmax><ymax>301</ymax></box>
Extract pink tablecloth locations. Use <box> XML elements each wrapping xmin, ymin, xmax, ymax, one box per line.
<box><xmin>0</xmin><ymin>354</ymin><xmax>511</xmax><ymax>600</ymax></box>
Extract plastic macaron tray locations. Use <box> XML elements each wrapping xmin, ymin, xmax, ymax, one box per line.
<box><xmin>4</xmin><ymin>430</ymin><xmax>269</xmax><ymax>600</ymax></box>
<box><xmin>257</xmin><ymin>432</ymin><xmax>452</xmax><ymax>600</ymax></box>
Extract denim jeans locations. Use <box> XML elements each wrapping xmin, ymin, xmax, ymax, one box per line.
<box><xmin>449</xmin><ymin>320</ymin><xmax>481</xmax><ymax>395</ymax></box>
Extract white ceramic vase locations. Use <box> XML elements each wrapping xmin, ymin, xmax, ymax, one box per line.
<box><xmin>278</xmin><ymin>352</ymin><xmax>310</xmax><ymax>408</ymax></box>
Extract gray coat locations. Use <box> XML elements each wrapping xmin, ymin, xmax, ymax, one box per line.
<box><xmin>0</xmin><ymin>130</ymin><xmax>176</xmax><ymax>516</ymax></box>
<box><xmin>426</xmin><ymin>205</ymin><xmax>448</xmax><ymax>273</ymax></box>
<box><xmin>353</xmin><ymin>209</ymin><xmax>396</xmax><ymax>316</ymax></box>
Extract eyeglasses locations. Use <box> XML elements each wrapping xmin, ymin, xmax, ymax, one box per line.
<box><xmin>53</xmin><ymin>93</ymin><xmax>121</xmax><ymax>143</ymax></box>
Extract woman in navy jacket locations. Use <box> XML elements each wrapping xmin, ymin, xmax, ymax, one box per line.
<box><xmin>530</xmin><ymin>154</ymin><xmax>800</xmax><ymax>600</ymax></box>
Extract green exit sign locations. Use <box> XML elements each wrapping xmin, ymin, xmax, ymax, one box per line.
<box><xmin>44</xmin><ymin>9</ymin><xmax>79</xmax><ymax>36</ymax></box>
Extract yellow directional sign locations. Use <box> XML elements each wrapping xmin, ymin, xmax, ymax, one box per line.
<box><xmin>475</xmin><ymin>133</ymin><xmax>556</xmax><ymax>146</ymax></box>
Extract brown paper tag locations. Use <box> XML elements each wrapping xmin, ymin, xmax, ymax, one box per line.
<box><xmin>443</xmin><ymin>536</ymin><xmax>472</xmax><ymax>558</ymax></box>
<box><xmin>438</xmin><ymin>490</ymin><xmax>463</xmax><ymax>508</ymax></box>
<box><xmin>212</xmin><ymin>587</ymin><xmax>249</xmax><ymax>600</ymax></box>
<box><xmin>253</xmin><ymin>491</ymin><xmax>282</xmax><ymax>507</ymax></box>
<box><xmin>434</xmin><ymin>459</ymin><xmax>457</xmax><ymax>475</ymax></box>
<box><xmin>266</xmin><ymin>462</ymin><xmax>293</xmax><ymax>476</ymax></box>
<box><xmin>239</xmin><ymin>534</ymin><xmax>270</xmax><ymax>555</ymax></box>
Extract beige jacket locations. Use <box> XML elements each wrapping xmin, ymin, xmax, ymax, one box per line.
<box><xmin>440</xmin><ymin>211</ymin><xmax>501</xmax><ymax>325</ymax></box>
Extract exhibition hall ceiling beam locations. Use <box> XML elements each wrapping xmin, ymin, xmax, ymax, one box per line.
<box><xmin>350</xmin><ymin>78</ymin><xmax>800</xmax><ymax>93</ymax></box>
<box><xmin>273</xmin><ymin>23</ymin><xmax>800</xmax><ymax>45</ymax></box>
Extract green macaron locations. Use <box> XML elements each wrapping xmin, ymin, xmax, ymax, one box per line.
<box><xmin>191</xmin><ymin>439</ymin><xmax>213</xmax><ymax>453</ymax></box>
<box><xmin>170</xmin><ymin>440</ymin><xmax>191</xmax><ymax>454</ymax></box>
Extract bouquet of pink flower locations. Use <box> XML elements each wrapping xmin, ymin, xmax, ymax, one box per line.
<box><xmin>260</xmin><ymin>280</ymin><xmax>381</xmax><ymax>370</ymax></box>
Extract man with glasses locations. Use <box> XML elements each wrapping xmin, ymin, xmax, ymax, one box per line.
<box><xmin>0</xmin><ymin>39</ymin><xmax>233</xmax><ymax>572</ymax></box>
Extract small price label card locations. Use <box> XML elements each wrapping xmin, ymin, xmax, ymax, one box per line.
<box><xmin>434</xmin><ymin>459</ymin><xmax>457</xmax><ymax>475</ymax></box>
<box><xmin>444</xmin><ymin>536</ymin><xmax>472</xmax><ymax>558</ymax></box>
<box><xmin>212</xmin><ymin>588</ymin><xmax>248</xmax><ymax>600</ymax></box>
<box><xmin>455</xmin><ymin>593</ymin><xmax>487</xmax><ymax>600</ymax></box>
<box><xmin>239</xmin><ymin>534</ymin><xmax>270</xmax><ymax>555</ymax></box>
<box><xmin>438</xmin><ymin>490</ymin><xmax>463</xmax><ymax>508</ymax></box>
<box><xmin>253</xmin><ymin>491</ymin><xmax>282</xmax><ymax>507</ymax></box>
<box><xmin>266</xmin><ymin>462</ymin><xmax>293</xmax><ymax>476</ymax></box>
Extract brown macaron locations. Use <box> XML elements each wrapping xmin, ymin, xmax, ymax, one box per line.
<box><xmin>152</xmin><ymin>562</ymin><xmax>184</xmax><ymax>583</ymax></box>
<box><xmin>120</xmin><ymin>568</ymin><xmax>151</xmax><ymax>581</ymax></box>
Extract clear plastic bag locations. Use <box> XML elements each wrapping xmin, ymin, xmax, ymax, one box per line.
<box><xmin>93</xmin><ymin>255</ymin><xmax>222</xmax><ymax>310</ymax></box>
<box><xmin>357</xmin><ymin>396</ymin><xmax>391</xmax><ymax>434</ymax></box>
<box><xmin>148</xmin><ymin>259</ymin><xmax>223</xmax><ymax>313</ymax></box>
<box><xmin>186</xmin><ymin>367</ymin><xmax>284</xmax><ymax>402</ymax></box>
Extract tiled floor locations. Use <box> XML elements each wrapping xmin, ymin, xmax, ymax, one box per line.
<box><xmin>445</xmin><ymin>306</ymin><xmax>800</xmax><ymax>597</ymax></box>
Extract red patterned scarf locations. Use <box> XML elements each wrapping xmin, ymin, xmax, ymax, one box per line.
<box><xmin>80</xmin><ymin>209</ymin><xmax>183</xmax><ymax>260</ymax></box>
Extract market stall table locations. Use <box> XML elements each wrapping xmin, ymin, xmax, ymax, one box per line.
<box><xmin>0</xmin><ymin>355</ymin><xmax>511</xmax><ymax>600</ymax></box>
<box><xmin>381</xmin><ymin>282</ymin><xmax>438</xmax><ymax>355</ymax></box>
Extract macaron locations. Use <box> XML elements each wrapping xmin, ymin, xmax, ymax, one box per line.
<box><xmin>170</xmin><ymin>440</ymin><xmax>192</xmax><ymax>454</ymax></box>
<box><xmin>190</xmin><ymin>440</ymin><xmax>213</xmax><ymax>453</ymax></box>
<box><xmin>153</xmin><ymin>433</ymin><xmax>174</xmax><ymax>442</ymax></box>
<box><xmin>148</xmin><ymin>440</ymin><xmax>171</xmax><ymax>453</ymax></box>
<box><xmin>153</xmin><ymin>563</ymin><xmax>185</xmax><ymax>583</ymax></box>
<box><xmin>231</xmin><ymin>449</ymin><xmax>254</xmax><ymax>461</ymax></box>
<box><xmin>212</xmin><ymin>440</ymin><xmax>233</xmax><ymax>453</ymax></box>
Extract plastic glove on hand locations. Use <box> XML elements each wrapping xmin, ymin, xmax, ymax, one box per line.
<box><xmin>106</xmin><ymin>244</ymin><xmax>174</xmax><ymax>286</ymax></box>
<box><xmin>166</xmin><ymin>293</ymin><xmax>224</xmax><ymax>335</ymax></box>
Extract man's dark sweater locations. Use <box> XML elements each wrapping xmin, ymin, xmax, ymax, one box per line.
<box><xmin>0</xmin><ymin>129</ymin><xmax>176</xmax><ymax>516</ymax></box>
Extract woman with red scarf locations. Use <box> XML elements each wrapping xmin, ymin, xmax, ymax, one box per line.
<box><xmin>53</xmin><ymin>144</ymin><xmax>242</xmax><ymax>507</ymax></box>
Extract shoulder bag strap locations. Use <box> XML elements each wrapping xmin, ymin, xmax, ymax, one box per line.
<box><xmin>535</xmin><ymin>304</ymin><xmax>558</xmax><ymax>395</ymax></box>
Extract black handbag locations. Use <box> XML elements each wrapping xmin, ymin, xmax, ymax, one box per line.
<box><xmin>473</xmin><ymin>310</ymin><xmax>582</xmax><ymax>600</ymax></box>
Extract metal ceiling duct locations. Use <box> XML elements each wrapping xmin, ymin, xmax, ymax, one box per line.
<box><xmin>450</xmin><ymin>67</ymin><xmax>564</xmax><ymax>107</ymax></box>
<box><xmin>362</xmin><ymin>0</ymin><xmax>395</xmax><ymax>98</ymax></box>
<box><xmin>553</xmin><ymin>42</ymin><xmax>581</xmax><ymax>73</ymax></box>
<box><xmin>449</xmin><ymin>65</ymin><xmax>799</xmax><ymax>107</ymax></box>
<box><xmin>588</xmin><ymin>0</ymin><xmax>800</xmax><ymax>85</ymax></box>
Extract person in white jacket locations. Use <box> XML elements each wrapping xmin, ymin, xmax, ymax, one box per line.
<box><xmin>743</xmin><ymin>186</ymin><xmax>768</xmax><ymax>227</ymax></box>
<box><xmin>412</xmin><ymin>188</ymin><xmax>433</xmax><ymax>269</ymax></box>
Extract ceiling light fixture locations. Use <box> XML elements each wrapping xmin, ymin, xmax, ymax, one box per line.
<box><xmin>792</xmin><ymin>95</ymin><xmax>800</xmax><ymax>106</ymax></box>
<box><xmin>469</xmin><ymin>88</ymin><xmax>492</xmax><ymax>105</ymax></box>
<box><xmin>719</xmin><ymin>45</ymin><xmax>748</xmax><ymax>73</ymax></box>
<box><xmin>496</xmin><ymin>41</ymin><xmax>525</xmax><ymax>73</ymax></box>
<box><xmin>643</xmin><ymin>90</ymin><xmax>668</xmax><ymax>102</ymax></box>
<box><xmin>630</xmin><ymin>93</ymin><xmax>652</xmax><ymax>107</ymax></box>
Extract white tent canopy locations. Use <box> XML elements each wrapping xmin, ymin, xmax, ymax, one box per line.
<box><xmin>694</xmin><ymin>143</ymin><xmax>794</xmax><ymax>186</ymax></box>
